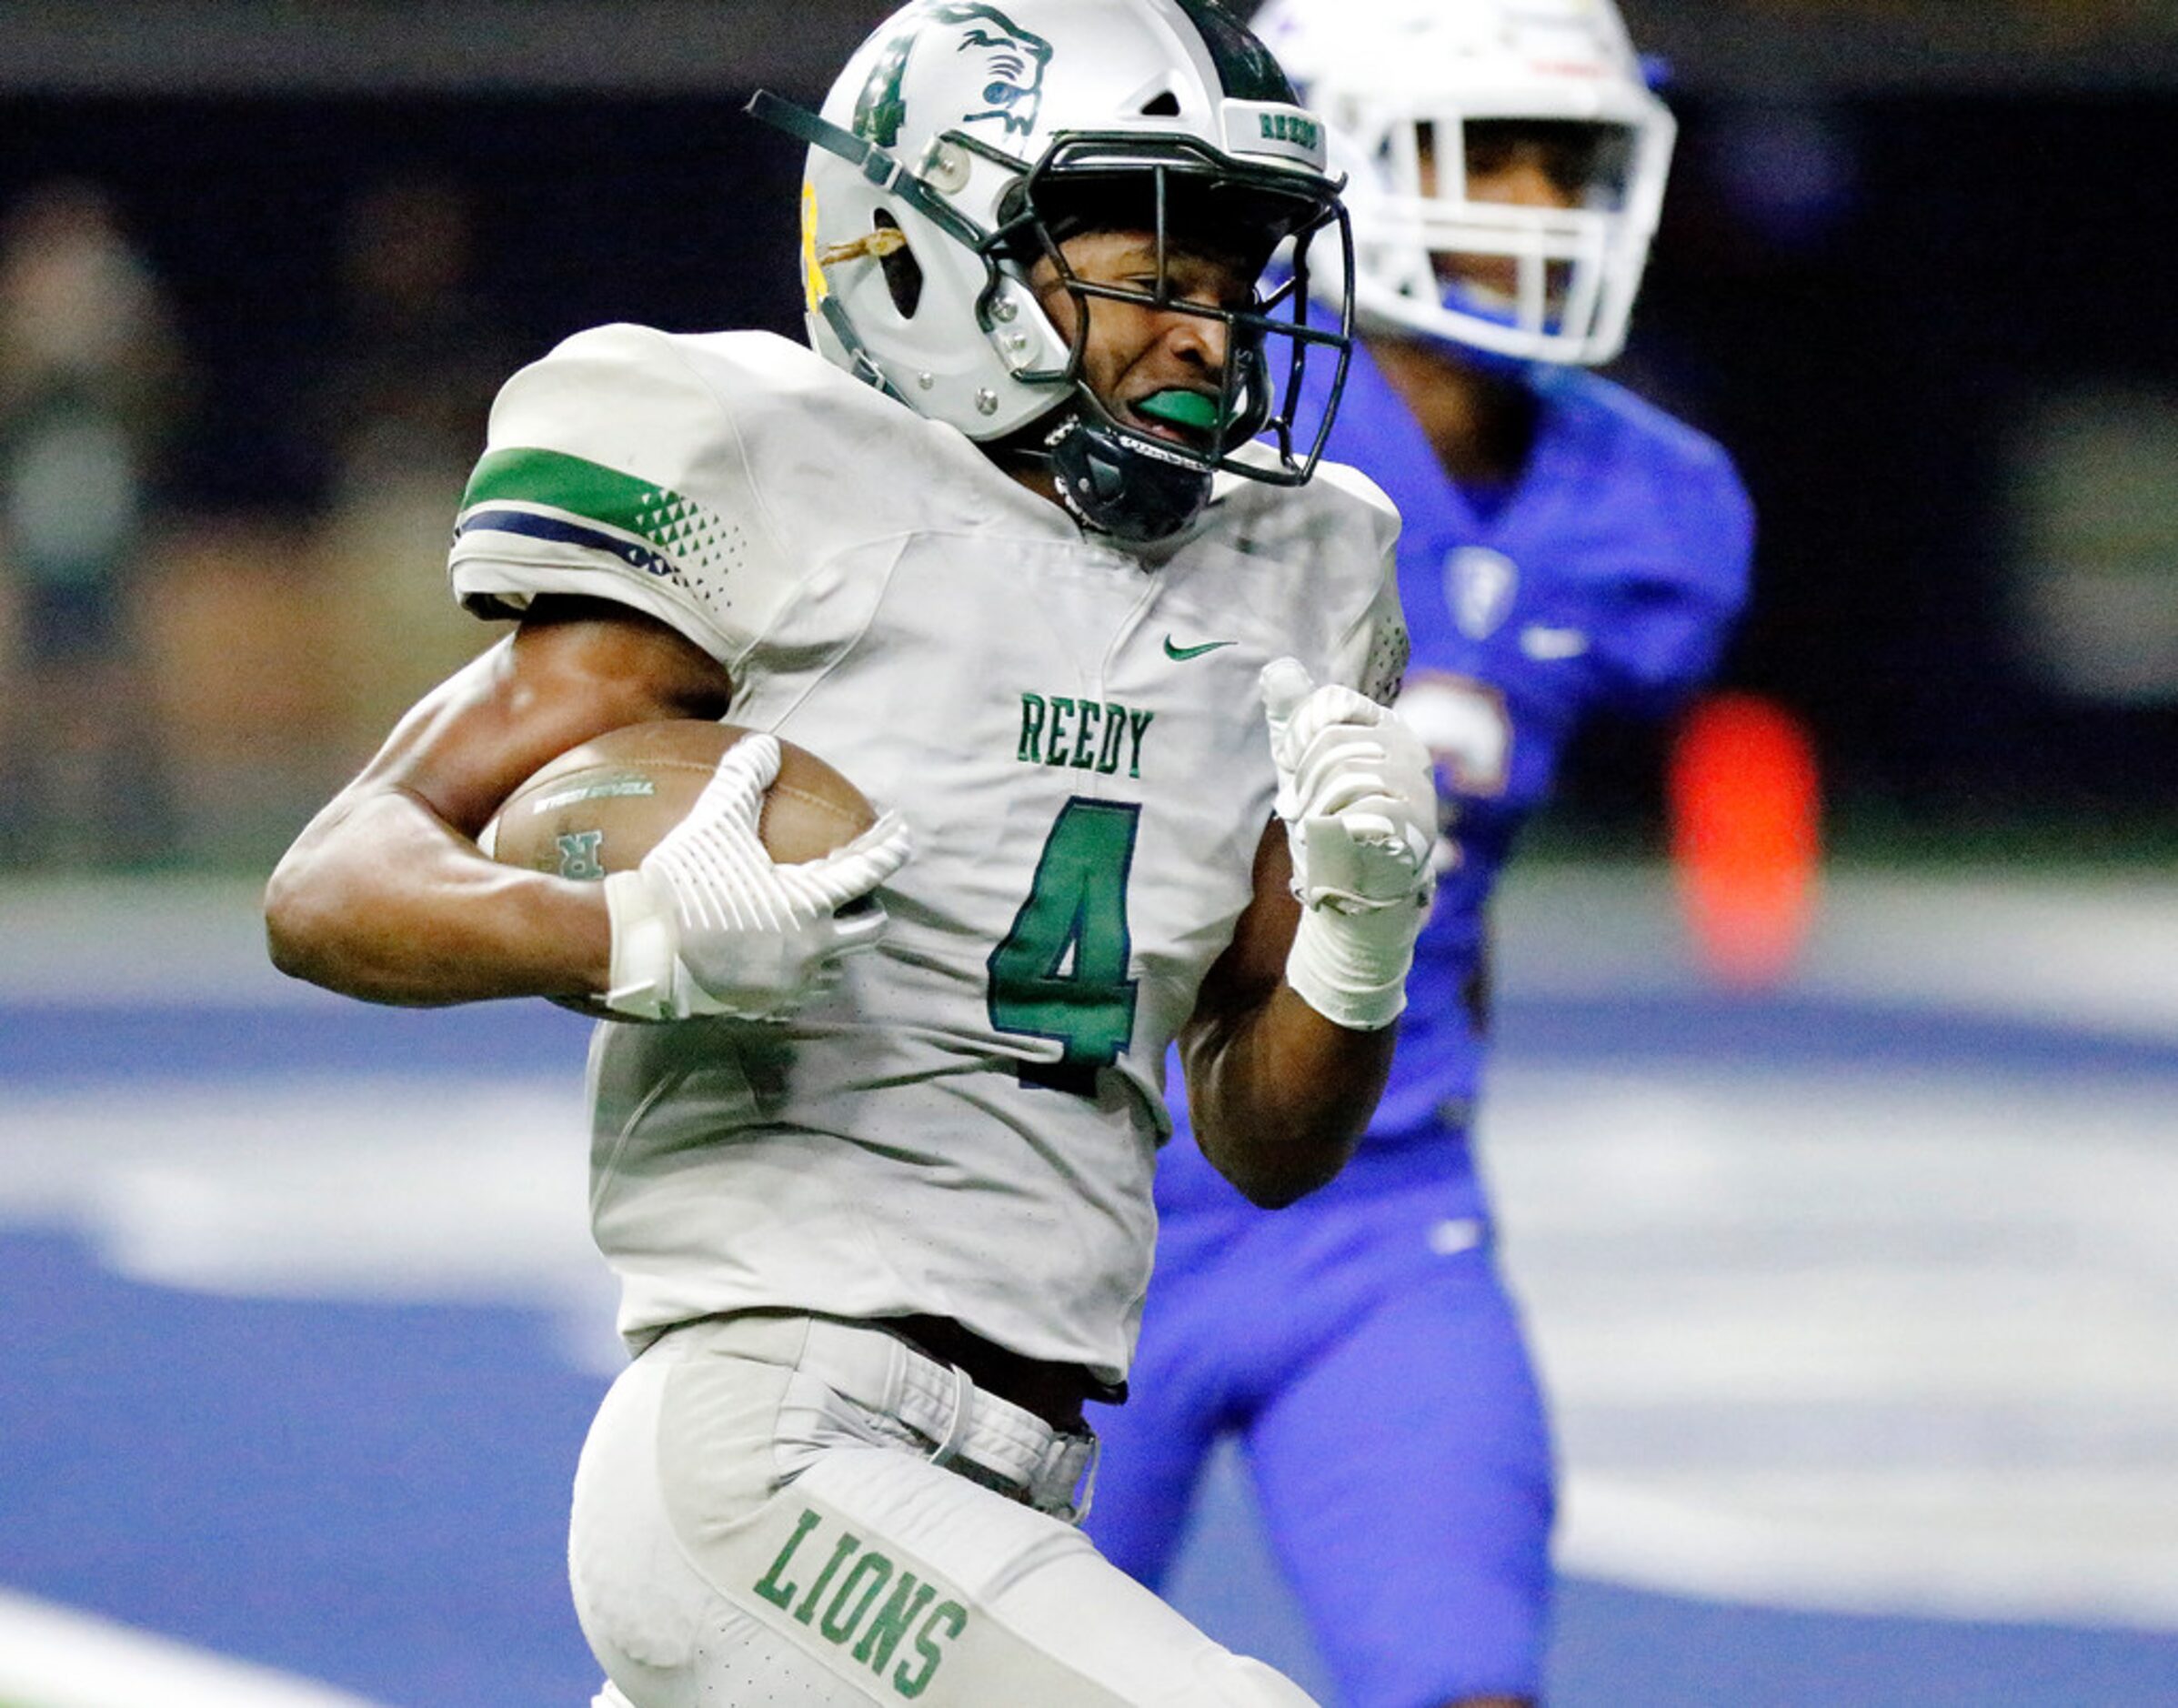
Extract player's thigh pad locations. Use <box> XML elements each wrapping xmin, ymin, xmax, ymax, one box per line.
<box><xmin>571</xmin><ymin>1318</ymin><xmax>1320</xmax><ymax>1707</ymax></box>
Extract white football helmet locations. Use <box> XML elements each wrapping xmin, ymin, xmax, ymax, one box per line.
<box><xmin>751</xmin><ymin>0</ymin><xmax>1354</xmax><ymax>541</ymax></box>
<box><xmin>1254</xmin><ymin>0</ymin><xmax>1675</xmax><ymax>366</ymax></box>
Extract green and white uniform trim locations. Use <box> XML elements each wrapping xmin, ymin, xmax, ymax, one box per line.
<box><xmin>458</xmin><ymin>447</ymin><xmax>740</xmax><ymax>578</ymax></box>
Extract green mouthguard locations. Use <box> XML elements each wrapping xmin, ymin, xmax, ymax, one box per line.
<box><xmin>1135</xmin><ymin>390</ymin><xmax>1219</xmax><ymax>433</ymax></box>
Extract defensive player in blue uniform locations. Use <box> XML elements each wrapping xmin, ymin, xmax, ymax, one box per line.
<box><xmin>1085</xmin><ymin>3</ymin><xmax>1754</xmax><ymax>1704</ymax></box>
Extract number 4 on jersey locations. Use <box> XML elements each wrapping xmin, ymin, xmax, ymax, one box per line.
<box><xmin>988</xmin><ymin>799</ymin><xmax>1140</xmax><ymax>1094</ymax></box>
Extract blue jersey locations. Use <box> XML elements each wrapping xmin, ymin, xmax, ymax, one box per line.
<box><xmin>1156</xmin><ymin>341</ymin><xmax>1752</xmax><ymax>1222</ymax></box>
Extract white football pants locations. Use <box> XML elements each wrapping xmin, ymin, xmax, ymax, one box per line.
<box><xmin>570</xmin><ymin>1311</ymin><xmax>1317</xmax><ymax>1707</ymax></box>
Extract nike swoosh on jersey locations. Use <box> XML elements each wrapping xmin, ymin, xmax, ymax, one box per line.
<box><xmin>1519</xmin><ymin>624</ymin><xmax>1591</xmax><ymax>660</ymax></box>
<box><xmin>1163</xmin><ymin>636</ymin><xmax>1236</xmax><ymax>660</ymax></box>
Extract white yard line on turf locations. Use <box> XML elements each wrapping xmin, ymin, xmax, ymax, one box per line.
<box><xmin>0</xmin><ymin>1590</ymin><xmax>392</xmax><ymax>1708</ymax></box>
<box><xmin>10</xmin><ymin>866</ymin><xmax>2178</xmax><ymax>1031</ymax></box>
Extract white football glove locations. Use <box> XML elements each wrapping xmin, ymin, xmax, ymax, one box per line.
<box><xmin>599</xmin><ymin>733</ymin><xmax>913</xmax><ymax>1022</ymax></box>
<box><xmin>1262</xmin><ymin>656</ymin><xmax>1437</xmax><ymax>1032</ymax></box>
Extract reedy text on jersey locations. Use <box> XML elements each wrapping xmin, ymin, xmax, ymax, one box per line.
<box><xmin>1016</xmin><ymin>692</ymin><xmax>1154</xmax><ymax>779</ymax></box>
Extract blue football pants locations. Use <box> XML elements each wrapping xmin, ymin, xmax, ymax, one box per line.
<box><xmin>1088</xmin><ymin>1180</ymin><xmax>1555</xmax><ymax>1707</ymax></box>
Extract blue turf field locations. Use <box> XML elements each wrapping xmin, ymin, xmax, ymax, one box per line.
<box><xmin>2</xmin><ymin>870</ymin><xmax>2174</xmax><ymax>1706</ymax></box>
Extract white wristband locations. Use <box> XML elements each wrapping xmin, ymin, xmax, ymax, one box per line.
<box><xmin>603</xmin><ymin>869</ymin><xmax>679</xmax><ymax>1020</ymax></box>
<box><xmin>1283</xmin><ymin>892</ymin><xmax>1425</xmax><ymax>1032</ymax></box>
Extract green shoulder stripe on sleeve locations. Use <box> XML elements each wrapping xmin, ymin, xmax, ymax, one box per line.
<box><xmin>460</xmin><ymin>445</ymin><xmax>742</xmax><ymax>576</ymax></box>
<box><xmin>460</xmin><ymin>446</ymin><xmax>687</xmax><ymax>533</ymax></box>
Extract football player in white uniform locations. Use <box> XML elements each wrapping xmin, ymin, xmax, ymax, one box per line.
<box><xmin>265</xmin><ymin>1</ymin><xmax>1434</xmax><ymax>1702</ymax></box>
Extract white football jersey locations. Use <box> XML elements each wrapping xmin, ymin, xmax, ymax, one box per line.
<box><xmin>449</xmin><ymin>325</ymin><xmax>1404</xmax><ymax>1381</ymax></box>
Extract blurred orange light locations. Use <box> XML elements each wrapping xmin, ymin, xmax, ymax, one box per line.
<box><xmin>1668</xmin><ymin>692</ymin><xmax>1822</xmax><ymax>990</ymax></box>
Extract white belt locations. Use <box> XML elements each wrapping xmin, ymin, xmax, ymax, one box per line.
<box><xmin>682</xmin><ymin>1312</ymin><xmax>1101</xmax><ymax>1522</ymax></box>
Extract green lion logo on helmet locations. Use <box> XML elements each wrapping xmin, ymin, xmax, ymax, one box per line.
<box><xmin>854</xmin><ymin>2</ymin><xmax>1055</xmax><ymax>148</ymax></box>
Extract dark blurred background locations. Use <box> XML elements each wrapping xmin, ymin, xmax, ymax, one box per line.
<box><xmin>0</xmin><ymin>0</ymin><xmax>2173</xmax><ymax>871</ymax></box>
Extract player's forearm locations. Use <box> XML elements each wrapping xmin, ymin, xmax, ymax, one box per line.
<box><xmin>1183</xmin><ymin>987</ymin><xmax>1394</xmax><ymax>1208</ymax></box>
<box><xmin>265</xmin><ymin>785</ymin><xmax>610</xmax><ymax>1007</ymax></box>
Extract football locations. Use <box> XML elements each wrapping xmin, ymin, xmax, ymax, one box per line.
<box><xmin>483</xmin><ymin>718</ymin><xmax>878</xmax><ymax>882</ymax></box>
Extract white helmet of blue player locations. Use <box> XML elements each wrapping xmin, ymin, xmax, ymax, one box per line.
<box><xmin>750</xmin><ymin>0</ymin><xmax>1354</xmax><ymax>542</ymax></box>
<box><xmin>1253</xmin><ymin>0</ymin><xmax>1675</xmax><ymax>367</ymax></box>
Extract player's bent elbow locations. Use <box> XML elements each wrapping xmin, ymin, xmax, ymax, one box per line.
<box><xmin>1231</xmin><ymin>1172</ymin><xmax>1323</xmax><ymax>1211</ymax></box>
<box><xmin>262</xmin><ymin>887</ymin><xmax>451</xmax><ymax>1006</ymax></box>
<box><xmin>262</xmin><ymin>849</ymin><xmax>407</xmax><ymax>1002</ymax></box>
<box><xmin>1233</xmin><ymin>1160</ymin><xmax>1343</xmax><ymax>1210</ymax></box>
<box><xmin>262</xmin><ymin>859</ymin><xmax>346</xmax><ymax>990</ymax></box>
<box><xmin>1200</xmin><ymin>1130</ymin><xmax>1350</xmax><ymax>1210</ymax></box>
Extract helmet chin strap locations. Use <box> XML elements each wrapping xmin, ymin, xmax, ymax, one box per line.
<box><xmin>1033</xmin><ymin>407</ymin><xmax>1214</xmax><ymax>545</ymax></box>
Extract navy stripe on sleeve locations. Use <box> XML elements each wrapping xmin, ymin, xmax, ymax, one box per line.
<box><xmin>456</xmin><ymin>507</ymin><xmax>672</xmax><ymax>577</ymax></box>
